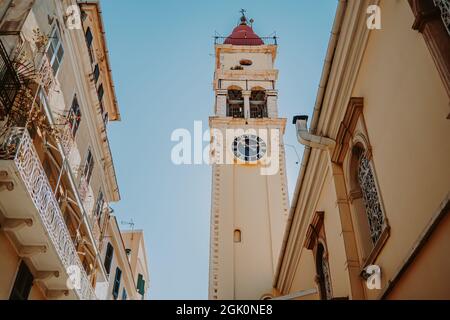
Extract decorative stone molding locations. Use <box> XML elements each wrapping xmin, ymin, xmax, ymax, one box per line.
<box><xmin>332</xmin><ymin>98</ymin><xmax>365</xmax><ymax>164</ymax></box>
<box><xmin>0</xmin><ymin>218</ymin><xmax>33</xmax><ymax>231</ymax></box>
<box><xmin>408</xmin><ymin>0</ymin><xmax>450</xmax><ymax>99</ymax></box>
<box><xmin>304</xmin><ymin>211</ymin><xmax>324</xmax><ymax>250</ymax></box>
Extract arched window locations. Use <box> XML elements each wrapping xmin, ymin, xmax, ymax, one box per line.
<box><xmin>348</xmin><ymin>144</ymin><xmax>387</xmax><ymax>260</ymax></box>
<box><xmin>357</xmin><ymin>152</ymin><xmax>385</xmax><ymax>244</ymax></box>
<box><xmin>227</xmin><ymin>89</ymin><xmax>244</xmax><ymax>118</ymax></box>
<box><xmin>249</xmin><ymin>89</ymin><xmax>267</xmax><ymax>118</ymax></box>
<box><xmin>316</xmin><ymin>243</ymin><xmax>332</xmax><ymax>300</ymax></box>
<box><xmin>233</xmin><ymin>229</ymin><xmax>242</xmax><ymax>243</ymax></box>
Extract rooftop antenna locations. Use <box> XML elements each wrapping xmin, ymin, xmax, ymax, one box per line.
<box><xmin>121</xmin><ymin>219</ymin><xmax>135</xmax><ymax>239</ymax></box>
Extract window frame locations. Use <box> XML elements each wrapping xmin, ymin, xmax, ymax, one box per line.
<box><xmin>93</xmin><ymin>64</ymin><xmax>100</xmax><ymax>83</ymax></box>
<box><xmin>82</xmin><ymin>148</ymin><xmax>95</xmax><ymax>184</ymax></box>
<box><xmin>46</xmin><ymin>26</ymin><xmax>64</xmax><ymax>76</ymax></box>
<box><xmin>67</xmin><ymin>95</ymin><xmax>82</xmax><ymax>137</ymax></box>
<box><xmin>85</xmin><ymin>27</ymin><xmax>95</xmax><ymax>64</ymax></box>
<box><xmin>94</xmin><ymin>189</ymin><xmax>105</xmax><ymax>223</ymax></box>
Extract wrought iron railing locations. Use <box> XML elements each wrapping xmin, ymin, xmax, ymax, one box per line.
<box><xmin>214</xmin><ymin>36</ymin><xmax>277</xmax><ymax>45</ymax></box>
<box><xmin>0</xmin><ymin>40</ymin><xmax>21</xmax><ymax>118</ymax></box>
<box><xmin>0</xmin><ymin>128</ymin><xmax>96</xmax><ymax>300</ymax></box>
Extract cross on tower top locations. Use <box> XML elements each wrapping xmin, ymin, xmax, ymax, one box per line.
<box><xmin>239</xmin><ymin>9</ymin><xmax>247</xmax><ymax>25</ymax></box>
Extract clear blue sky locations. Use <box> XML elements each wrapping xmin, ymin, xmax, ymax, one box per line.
<box><xmin>102</xmin><ymin>0</ymin><xmax>337</xmax><ymax>299</ymax></box>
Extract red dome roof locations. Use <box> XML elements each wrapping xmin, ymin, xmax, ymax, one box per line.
<box><xmin>224</xmin><ymin>24</ymin><xmax>264</xmax><ymax>46</ymax></box>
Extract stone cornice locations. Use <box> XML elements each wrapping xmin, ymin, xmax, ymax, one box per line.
<box><xmin>331</xmin><ymin>97</ymin><xmax>364</xmax><ymax>164</ymax></box>
<box><xmin>209</xmin><ymin>117</ymin><xmax>286</xmax><ymax>133</ymax></box>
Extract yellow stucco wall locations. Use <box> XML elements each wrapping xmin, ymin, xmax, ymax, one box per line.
<box><xmin>284</xmin><ymin>0</ymin><xmax>450</xmax><ymax>300</ymax></box>
<box><xmin>351</xmin><ymin>0</ymin><xmax>450</xmax><ymax>299</ymax></box>
<box><xmin>386</xmin><ymin>212</ymin><xmax>450</xmax><ymax>299</ymax></box>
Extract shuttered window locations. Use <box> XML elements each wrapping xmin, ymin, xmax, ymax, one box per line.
<box><xmin>104</xmin><ymin>242</ymin><xmax>114</xmax><ymax>275</ymax></box>
<box><xmin>112</xmin><ymin>267</ymin><xmax>122</xmax><ymax>300</ymax></box>
<box><xmin>137</xmin><ymin>273</ymin><xmax>145</xmax><ymax>295</ymax></box>
<box><xmin>9</xmin><ymin>261</ymin><xmax>34</xmax><ymax>300</ymax></box>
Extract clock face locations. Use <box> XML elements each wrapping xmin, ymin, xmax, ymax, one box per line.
<box><xmin>232</xmin><ymin>134</ymin><xmax>267</xmax><ymax>162</ymax></box>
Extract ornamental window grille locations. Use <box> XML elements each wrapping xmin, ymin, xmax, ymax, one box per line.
<box><xmin>357</xmin><ymin>154</ymin><xmax>385</xmax><ymax>244</ymax></box>
<box><xmin>322</xmin><ymin>257</ymin><xmax>332</xmax><ymax>300</ymax></box>
<box><xmin>316</xmin><ymin>243</ymin><xmax>332</xmax><ymax>300</ymax></box>
<box><xmin>434</xmin><ymin>0</ymin><xmax>450</xmax><ymax>35</ymax></box>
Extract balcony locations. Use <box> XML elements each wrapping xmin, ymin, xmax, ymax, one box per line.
<box><xmin>0</xmin><ymin>128</ymin><xmax>96</xmax><ymax>300</ymax></box>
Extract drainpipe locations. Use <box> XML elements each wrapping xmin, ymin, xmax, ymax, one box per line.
<box><xmin>293</xmin><ymin>115</ymin><xmax>335</xmax><ymax>150</ymax></box>
<box><xmin>273</xmin><ymin>0</ymin><xmax>347</xmax><ymax>288</ymax></box>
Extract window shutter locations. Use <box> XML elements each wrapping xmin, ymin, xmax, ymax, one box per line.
<box><xmin>137</xmin><ymin>273</ymin><xmax>145</xmax><ymax>295</ymax></box>
<box><xmin>93</xmin><ymin>64</ymin><xmax>100</xmax><ymax>83</ymax></box>
<box><xmin>104</xmin><ymin>242</ymin><xmax>114</xmax><ymax>275</ymax></box>
<box><xmin>112</xmin><ymin>267</ymin><xmax>122</xmax><ymax>300</ymax></box>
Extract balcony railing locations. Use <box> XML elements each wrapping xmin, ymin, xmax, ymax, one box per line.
<box><xmin>214</xmin><ymin>36</ymin><xmax>277</xmax><ymax>45</ymax></box>
<box><xmin>1</xmin><ymin>127</ymin><xmax>96</xmax><ymax>300</ymax></box>
<box><xmin>0</xmin><ymin>40</ymin><xmax>21</xmax><ymax>118</ymax></box>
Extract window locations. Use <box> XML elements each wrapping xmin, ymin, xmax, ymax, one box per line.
<box><xmin>122</xmin><ymin>288</ymin><xmax>127</xmax><ymax>300</ymax></box>
<box><xmin>46</xmin><ymin>27</ymin><xmax>64</xmax><ymax>75</ymax></box>
<box><xmin>112</xmin><ymin>267</ymin><xmax>122</xmax><ymax>300</ymax></box>
<box><xmin>85</xmin><ymin>27</ymin><xmax>93</xmax><ymax>48</ymax></box>
<box><xmin>85</xmin><ymin>27</ymin><xmax>94</xmax><ymax>64</ymax></box>
<box><xmin>348</xmin><ymin>142</ymin><xmax>388</xmax><ymax>262</ymax></box>
<box><xmin>316</xmin><ymin>243</ymin><xmax>332</xmax><ymax>300</ymax></box>
<box><xmin>97</xmin><ymin>84</ymin><xmax>104</xmax><ymax>103</ymax></box>
<box><xmin>97</xmin><ymin>84</ymin><xmax>105</xmax><ymax>118</ymax></box>
<box><xmin>104</xmin><ymin>242</ymin><xmax>114</xmax><ymax>275</ymax></box>
<box><xmin>68</xmin><ymin>96</ymin><xmax>81</xmax><ymax>137</ymax></box>
<box><xmin>249</xmin><ymin>90</ymin><xmax>267</xmax><ymax>118</ymax></box>
<box><xmin>82</xmin><ymin>148</ymin><xmax>94</xmax><ymax>184</ymax></box>
<box><xmin>137</xmin><ymin>273</ymin><xmax>145</xmax><ymax>296</ymax></box>
<box><xmin>357</xmin><ymin>153</ymin><xmax>385</xmax><ymax>244</ymax></box>
<box><xmin>93</xmin><ymin>64</ymin><xmax>100</xmax><ymax>83</ymax></box>
<box><xmin>94</xmin><ymin>190</ymin><xmax>104</xmax><ymax>222</ymax></box>
<box><xmin>103</xmin><ymin>112</ymin><xmax>109</xmax><ymax>127</ymax></box>
<box><xmin>9</xmin><ymin>261</ymin><xmax>34</xmax><ymax>300</ymax></box>
<box><xmin>233</xmin><ymin>229</ymin><xmax>242</xmax><ymax>243</ymax></box>
<box><xmin>226</xmin><ymin>89</ymin><xmax>244</xmax><ymax>118</ymax></box>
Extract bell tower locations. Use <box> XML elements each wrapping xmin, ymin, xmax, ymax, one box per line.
<box><xmin>208</xmin><ymin>12</ymin><xmax>289</xmax><ymax>300</ymax></box>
